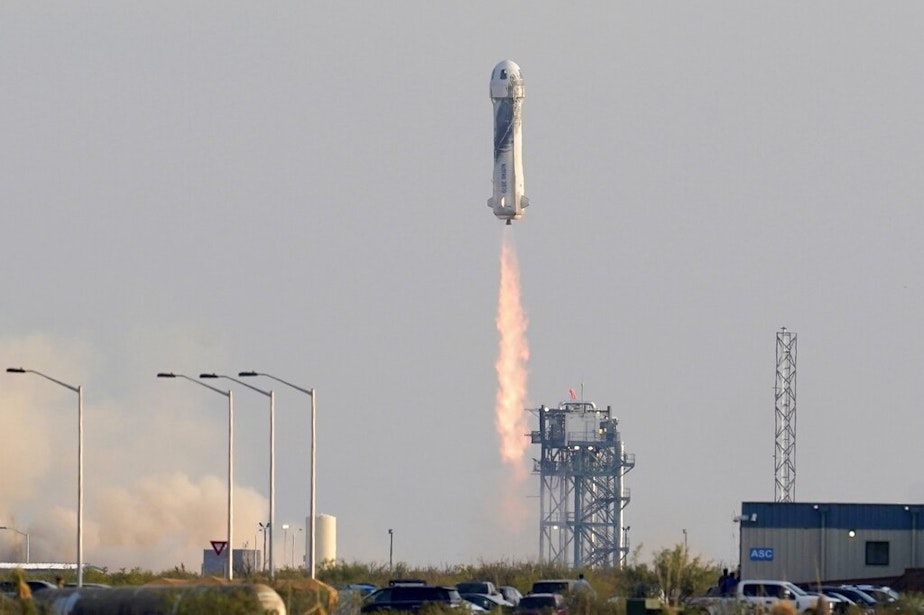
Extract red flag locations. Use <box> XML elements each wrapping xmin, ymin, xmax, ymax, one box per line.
<box><xmin>569</xmin><ymin>388</ymin><xmax>577</xmax><ymax>400</ymax></box>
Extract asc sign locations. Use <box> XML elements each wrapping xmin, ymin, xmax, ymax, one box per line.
<box><xmin>749</xmin><ymin>547</ymin><xmax>774</xmax><ymax>561</ymax></box>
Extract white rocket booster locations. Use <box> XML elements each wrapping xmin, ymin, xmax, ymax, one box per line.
<box><xmin>488</xmin><ymin>60</ymin><xmax>529</xmax><ymax>225</ymax></box>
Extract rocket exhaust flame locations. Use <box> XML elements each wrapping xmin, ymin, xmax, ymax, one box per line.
<box><xmin>494</xmin><ymin>234</ymin><xmax>530</xmax><ymax>480</ymax></box>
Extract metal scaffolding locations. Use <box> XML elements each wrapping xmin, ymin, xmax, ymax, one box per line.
<box><xmin>774</xmin><ymin>328</ymin><xmax>797</xmax><ymax>502</ymax></box>
<box><xmin>530</xmin><ymin>401</ymin><xmax>634</xmax><ymax>568</ymax></box>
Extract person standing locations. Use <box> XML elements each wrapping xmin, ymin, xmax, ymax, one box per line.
<box><xmin>575</xmin><ymin>573</ymin><xmax>595</xmax><ymax>597</ymax></box>
<box><xmin>717</xmin><ymin>568</ymin><xmax>730</xmax><ymax>596</ymax></box>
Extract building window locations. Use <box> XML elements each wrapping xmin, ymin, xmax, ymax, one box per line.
<box><xmin>866</xmin><ymin>541</ymin><xmax>889</xmax><ymax>566</ymax></box>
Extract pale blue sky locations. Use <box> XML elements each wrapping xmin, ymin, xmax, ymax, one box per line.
<box><xmin>3</xmin><ymin>2</ymin><xmax>924</xmax><ymax>571</ymax></box>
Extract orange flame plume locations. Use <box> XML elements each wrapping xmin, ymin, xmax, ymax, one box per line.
<box><xmin>494</xmin><ymin>234</ymin><xmax>530</xmax><ymax>480</ymax></box>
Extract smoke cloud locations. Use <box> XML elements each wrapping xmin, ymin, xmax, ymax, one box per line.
<box><xmin>92</xmin><ymin>473</ymin><xmax>268</xmax><ymax>571</ymax></box>
<box><xmin>0</xmin><ymin>333</ymin><xmax>272</xmax><ymax>572</ymax></box>
<box><xmin>0</xmin><ymin>475</ymin><xmax>267</xmax><ymax>570</ymax></box>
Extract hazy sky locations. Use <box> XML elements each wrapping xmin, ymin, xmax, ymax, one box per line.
<box><xmin>3</xmin><ymin>2</ymin><xmax>924</xmax><ymax>573</ymax></box>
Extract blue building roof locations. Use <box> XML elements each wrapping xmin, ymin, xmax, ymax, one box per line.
<box><xmin>741</xmin><ymin>502</ymin><xmax>924</xmax><ymax>530</ymax></box>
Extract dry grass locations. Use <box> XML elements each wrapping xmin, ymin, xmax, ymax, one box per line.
<box><xmin>770</xmin><ymin>601</ymin><xmax>798</xmax><ymax>615</ymax></box>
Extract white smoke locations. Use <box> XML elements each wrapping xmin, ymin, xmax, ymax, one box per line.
<box><xmin>93</xmin><ymin>473</ymin><xmax>268</xmax><ymax>571</ymax></box>
<box><xmin>0</xmin><ymin>332</ymin><xmax>272</xmax><ymax>572</ymax></box>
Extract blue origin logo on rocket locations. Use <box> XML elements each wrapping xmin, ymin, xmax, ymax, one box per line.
<box><xmin>488</xmin><ymin>60</ymin><xmax>529</xmax><ymax>225</ymax></box>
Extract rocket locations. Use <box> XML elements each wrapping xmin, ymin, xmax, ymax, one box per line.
<box><xmin>488</xmin><ymin>60</ymin><xmax>529</xmax><ymax>225</ymax></box>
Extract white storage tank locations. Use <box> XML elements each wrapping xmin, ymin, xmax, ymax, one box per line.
<box><xmin>308</xmin><ymin>514</ymin><xmax>336</xmax><ymax>566</ymax></box>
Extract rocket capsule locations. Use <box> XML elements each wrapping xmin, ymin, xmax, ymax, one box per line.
<box><xmin>487</xmin><ymin>60</ymin><xmax>529</xmax><ymax>224</ymax></box>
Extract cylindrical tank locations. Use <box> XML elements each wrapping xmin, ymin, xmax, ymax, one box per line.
<box><xmin>316</xmin><ymin>514</ymin><xmax>336</xmax><ymax>565</ymax></box>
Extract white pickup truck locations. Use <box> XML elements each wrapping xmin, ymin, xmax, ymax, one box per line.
<box><xmin>686</xmin><ymin>579</ymin><xmax>835</xmax><ymax>615</ymax></box>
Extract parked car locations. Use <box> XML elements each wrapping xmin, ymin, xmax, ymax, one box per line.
<box><xmin>499</xmin><ymin>585</ymin><xmax>523</xmax><ymax>606</ymax></box>
<box><xmin>0</xmin><ymin>580</ymin><xmax>57</xmax><ymax>596</ymax></box>
<box><xmin>462</xmin><ymin>592</ymin><xmax>514</xmax><ymax>612</ymax></box>
<box><xmin>738</xmin><ymin>580</ymin><xmax>836</xmax><ymax>614</ymax></box>
<box><xmin>529</xmin><ymin>579</ymin><xmax>576</xmax><ymax>595</ymax></box>
<box><xmin>457</xmin><ymin>581</ymin><xmax>502</xmax><ymax>597</ymax></box>
<box><xmin>688</xmin><ymin>580</ymin><xmax>838</xmax><ymax>615</ymax></box>
<box><xmin>684</xmin><ymin>584</ymin><xmax>724</xmax><ymax>612</ymax></box>
<box><xmin>361</xmin><ymin>584</ymin><xmax>467</xmax><ymax>612</ymax></box>
<box><xmin>851</xmin><ymin>585</ymin><xmax>899</xmax><ymax>603</ymax></box>
<box><xmin>388</xmin><ymin>578</ymin><xmax>428</xmax><ymax>586</ymax></box>
<box><xmin>336</xmin><ymin>582</ymin><xmax>377</xmax><ymax>597</ymax></box>
<box><xmin>514</xmin><ymin>593</ymin><xmax>566</xmax><ymax>615</ymax></box>
<box><xmin>820</xmin><ymin>586</ymin><xmax>876</xmax><ymax>609</ymax></box>
<box><xmin>817</xmin><ymin>590</ymin><xmax>858</xmax><ymax>614</ymax></box>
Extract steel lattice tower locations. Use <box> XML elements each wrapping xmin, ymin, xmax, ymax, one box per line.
<box><xmin>530</xmin><ymin>401</ymin><xmax>635</xmax><ymax>568</ymax></box>
<box><xmin>774</xmin><ymin>328</ymin><xmax>797</xmax><ymax>502</ymax></box>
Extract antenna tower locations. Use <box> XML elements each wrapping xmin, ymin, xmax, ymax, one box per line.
<box><xmin>531</xmin><ymin>400</ymin><xmax>635</xmax><ymax>568</ymax></box>
<box><xmin>774</xmin><ymin>328</ymin><xmax>797</xmax><ymax>502</ymax></box>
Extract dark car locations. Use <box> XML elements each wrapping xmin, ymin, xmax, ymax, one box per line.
<box><xmin>388</xmin><ymin>579</ymin><xmax>428</xmax><ymax>587</ymax></box>
<box><xmin>515</xmin><ymin>593</ymin><xmax>566</xmax><ymax>615</ymax></box>
<box><xmin>457</xmin><ymin>581</ymin><xmax>501</xmax><ymax>597</ymax></box>
<box><xmin>821</xmin><ymin>586</ymin><xmax>876</xmax><ymax>608</ymax></box>
<box><xmin>529</xmin><ymin>580</ymin><xmax>576</xmax><ymax>595</ymax></box>
<box><xmin>361</xmin><ymin>585</ymin><xmax>465</xmax><ymax>612</ymax></box>
<box><xmin>853</xmin><ymin>585</ymin><xmax>899</xmax><ymax>603</ymax></box>
<box><xmin>337</xmin><ymin>583</ymin><xmax>377</xmax><ymax>597</ymax></box>
<box><xmin>817</xmin><ymin>590</ymin><xmax>857</xmax><ymax>614</ymax></box>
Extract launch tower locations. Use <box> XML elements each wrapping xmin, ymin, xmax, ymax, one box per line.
<box><xmin>774</xmin><ymin>328</ymin><xmax>797</xmax><ymax>502</ymax></box>
<box><xmin>531</xmin><ymin>400</ymin><xmax>634</xmax><ymax>568</ymax></box>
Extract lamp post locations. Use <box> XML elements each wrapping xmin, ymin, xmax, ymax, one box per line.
<box><xmin>282</xmin><ymin>524</ymin><xmax>289</xmax><ymax>569</ymax></box>
<box><xmin>907</xmin><ymin>506</ymin><xmax>919</xmax><ymax>567</ymax></box>
<box><xmin>813</xmin><ymin>504</ymin><xmax>828</xmax><ymax>582</ymax></box>
<box><xmin>239</xmin><ymin>371</ymin><xmax>316</xmax><ymax>578</ymax></box>
<box><xmin>622</xmin><ymin>526</ymin><xmax>630</xmax><ymax>565</ymax></box>
<box><xmin>294</xmin><ymin>527</ymin><xmax>302</xmax><ymax>567</ymax></box>
<box><xmin>7</xmin><ymin>368</ymin><xmax>82</xmax><ymax>586</ymax></box>
<box><xmin>0</xmin><ymin>526</ymin><xmax>30</xmax><ymax>564</ymax></box>
<box><xmin>388</xmin><ymin>528</ymin><xmax>394</xmax><ymax>572</ymax></box>
<box><xmin>203</xmin><ymin>373</ymin><xmax>276</xmax><ymax>580</ymax></box>
<box><xmin>258</xmin><ymin>522</ymin><xmax>269</xmax><ymax>573</ymax></box>
<box><xmin>157</xmin><ymin>372</ymin><xmax>234</xmax><ymax>580</ymax></box>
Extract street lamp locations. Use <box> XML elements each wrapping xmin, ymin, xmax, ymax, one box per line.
<box><xmin>293</xmin><ymin>527</ymin><xmax>303</xmax><ymax>567</ymax></box>
<box><xmin>157</xmin><ymin>372</ymin><xmax>234</xmax><ymax>580</ymax></box>
<box><xmin>0</xmin><ymin>526</ymin><xmax>30</xmax><ymax>564</ymax></box>
<box><xmin>388</xmin><ymin>528</ymin><xmax>394</xmax><ymax>572</ymax></box>
<box><xmin>7</xmin><ymin>368</ymin><xmax>82</xmax><ymax>586</ymax></box>
<box><xmin>258</xmin><ymin>522</ymin><xmax>270</xmax><ymax>573</ymax></box>
<box><xmin>203</xmin><ymin>373</ymin><xmax>276</xmax><ymax>580</ymax></box>
<box><xmin>813</xmin><ymin>504</ymin><xmax>828</xmax><ymax>581</ymax></box>
<box><xmin>622</xmin><ymin>526</ymin><xmax>631</xmax><ymax>565</ymax></box>
<box><xmin>239</xmin><ymin>371</ymin><xmax>316</xmax><ymax>579</ymax></box>
<box><xmin>282</xmin><ymin>524</ymin><xmax>289</xmax><ymax>569</ymax></box>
